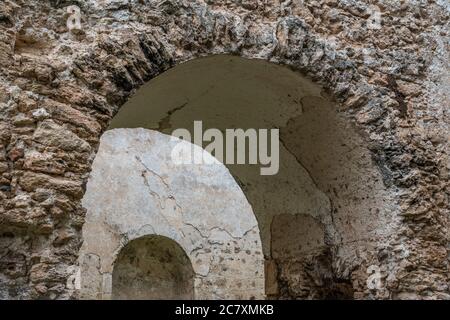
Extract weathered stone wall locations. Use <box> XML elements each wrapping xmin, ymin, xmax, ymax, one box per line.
<box><xmin>0</xmin><ymin>0</ymin><xmax>448</xmax><ymax>299</ymax></box>
<box><xmin>79</xmin><ymin>128</ymin><xmax>265</xmax><ymax>300</ymax></box>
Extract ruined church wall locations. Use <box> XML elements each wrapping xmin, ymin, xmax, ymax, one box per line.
<box><xmin>0</xmin><ymin>0</ymin><xmax>448</xmax><ymax>299</ymax></box>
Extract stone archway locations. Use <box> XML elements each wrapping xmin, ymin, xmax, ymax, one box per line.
<box><xmin>106</xmin><ymin>55</ymin><xmax>398</xmax><ymax>299</ymax></box>
<box><xmin>112</xmin><ymin>235</ymin><xmax>195</xmax><ymax>300</ymax></box>
<box><xmin>0</xmin><ymin>0</ymin><xmax>448</xmax><ymax>300</ymax></box>
<box><xmin>79</xmin><ymin>128</ymin><xmax>265</xmax><ymax>300</ymax></box>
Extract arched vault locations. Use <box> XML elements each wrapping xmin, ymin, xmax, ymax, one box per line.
<box><xmin>0</xmin><ymin>0</ymin><xmax>447</xmax><ymax>300</ymax></box>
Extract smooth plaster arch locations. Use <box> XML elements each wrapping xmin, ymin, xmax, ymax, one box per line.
<box><xmin>79</xmin><ymin>128</ymin><xmax>265</xmax><ymax>300</ymax></box>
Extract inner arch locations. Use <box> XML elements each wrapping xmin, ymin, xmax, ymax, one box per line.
<box><xmin>112</xmin><ymin>235</ymin><xmax>194</xmax><ymax>300</ymax></box>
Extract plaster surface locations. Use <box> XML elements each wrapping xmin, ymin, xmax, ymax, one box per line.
<box><xmin>79</xmin><ymin>128</ymin><xmax>265</xmax><ymax>300</ymax></box>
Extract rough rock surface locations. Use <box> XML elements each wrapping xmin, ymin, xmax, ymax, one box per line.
<box><xmin>0</xmin><ymin>0</ymin><xmax>448</xmax><ymax>299</ymax></box>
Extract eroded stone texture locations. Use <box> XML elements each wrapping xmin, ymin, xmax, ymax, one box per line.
<box><xmin>79</xmin><ymin>128</ymin><xmax>265</xmax><ymax>300</ymax></box>
<box><xmin>0</xmin><ymin>0</ymin><xmax>448</xmax><ymax>299</ymax></box>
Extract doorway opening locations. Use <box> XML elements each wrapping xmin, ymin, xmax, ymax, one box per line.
<box><xmin>112</xmin><ymin>235</ymin><xmax>194</xmax><ymax>300</ymax></box>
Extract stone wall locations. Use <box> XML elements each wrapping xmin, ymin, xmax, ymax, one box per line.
<box><xmin>0</xmin><ymin>0</ymin><xmax>448</xmax><ymax>299</ymax></box>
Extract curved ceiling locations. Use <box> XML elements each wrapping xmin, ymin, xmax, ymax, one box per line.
<box><xmin>108</xmin><ymin>55</ymin><xmax>396</xmax><ymax>259</ymax></box>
